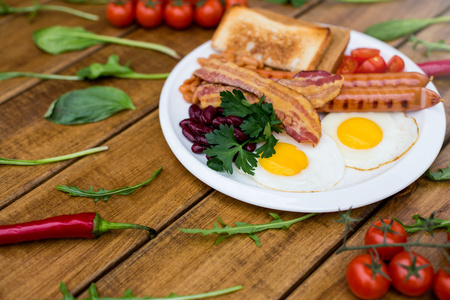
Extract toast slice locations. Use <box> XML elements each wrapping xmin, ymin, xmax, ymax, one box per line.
<box><xmin>212</xmin><ymin>7</ymin><xmax>332</xmax><ymax>72</ymax></box>
<box><xmin>316</xmin><ymin>25</ymin><xmax>350</xmax><ymax>73</ymax></box>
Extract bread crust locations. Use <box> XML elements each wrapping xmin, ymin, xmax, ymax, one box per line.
<box><xmin>212</xmin><ymin>7</ymin><xmax>332</xmax><ymax>72</ymax></box>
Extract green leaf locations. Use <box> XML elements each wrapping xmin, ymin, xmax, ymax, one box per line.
<box><xmin>33</xmin><ymin>26</ymin><xmax>101</xmax><ymax>55</ymax></box>
<box><xmin>179</xmin><ymin>212</ymin><xmax>318</xmax><ymax>247</ymax></box>
<box><xmin>290</xmin><ymin>0</ymin><xmax>307</xmax><ymax>6</ymax></box>
<box><xmin>76</xmin><ymin>55</ymin><xmax>133</xmax><ymax>79</ymax></box>
<box><xmin>409</xmin><ymin>35</ymin><xmax>450</xmax><ymax>57</ymax></box>
<box><xmin>57</xmin><ymin>167</ymin><xmax>162</xmax><ymax>202</ymax></box>
<box><xmin>44</xmin><ymin>86</ymin><xmax>135</xmax><ymax>125</ymax></box>
<box><xmin>255</xmin><ymin>134</ymin><xmax>278</xmax><ymax>159</ymax></box>
<box><xmin>219</xmin><ymin>90</ymin><xmax>253</xmax><ymax>118</ymax></box>
<box><xmin>426</xmin><ymin>164</ymin><xmax>450</xmax><ymax>181</ymax></box>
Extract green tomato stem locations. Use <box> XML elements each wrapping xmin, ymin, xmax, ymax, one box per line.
<box><xmin>0</xmin><ymin>146</ymin><xmax>108</xmax><ymax>166</ymax></box>
<box><xmin>65</xmin><ymin>31</ymin><xmax>181</xmax><ymax>59</ymax></box>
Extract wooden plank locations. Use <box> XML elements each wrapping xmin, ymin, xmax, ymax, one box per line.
<box><xmin>76</xmin><ymin>195</ymin><xmax>378</xmax><ymax>299</ymax></box>
<box><xmin>0</xmin><ymin>24</ymin><xmax>212</xmax><ymax>209</ymax></box>
<box><xmin>0</xmin><ymin>109</ymin><xmax>211</xmax><ymax>300</ymax></box>
<box><xmin>287</xmin><ymin>142</ymin><xmax>450</xmax><ymax>299</ymax></box>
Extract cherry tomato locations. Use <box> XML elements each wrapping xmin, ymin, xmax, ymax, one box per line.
<box><xmin>364</xmin><ymin>219</ymin><xmax>407</xmax><ymax>261</ymax></box>
<box><xmin>194</xmin><ymin>0</ymin><xmax>224</xmax><ymax>28</ymax></box>
<box><xmin>356</xmin><ymin>55</ymin><xmax>387</xmax><ymax>73</ymax></box>
<box><xmin>346</xmin><ymin>254</ymin><xmax>390</xmax><ymax>300</ymax></box>
<box><xmin>387</xmin><ymin>55</ymin><xmax>405</xmax><ymax>72</ymax></box>
<box><xmin>107</xmin><ymin>1</ymin><xmax>135</xmax><ymax>27</ymax></box>
<box><xmin>351</xmin><ymin>48</ymin><xmax>380</xmax><ymax>65</ymax></box>
<box><xmin>389</xmin><ymin>251</ymin><xmax>434</xmax><ymax>296</ymax></box>
<box><xmin>164</xmin><ymin>2</ymin><xmax>194</xmax><ymax>29</ymax></box>
<box><xmin>136</xmin><ymin>0</ymin><xmax>163</xmax><ymax>28</ymax></box>
<box><xmin>434</xmin><ymin>267</ymin><xmax>450</xmax><ymax>300</ymax></box>
<box><xmin>225</xmin><ymin>0</ymin><xmax>248</xmax><ymax>9</ymax></box>
<box><xmin>336</xmin><ymin>55</ymin><xmax>358</xmax><ymax>74</ymax></box>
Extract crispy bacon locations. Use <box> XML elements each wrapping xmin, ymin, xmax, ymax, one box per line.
<box><xmin>197</xmin><ymin>83</ymin><xmax>259</xmax><ymax>109</ymax></box>
<box><xmin>193</xmin><ymin>59</ymin><xmax>321</xmax><ymax>145</ymax></box>
<box><xmin>277</xmin><ymin>70</ymin><xmax>344</xmax><ymax>108</ymax></box>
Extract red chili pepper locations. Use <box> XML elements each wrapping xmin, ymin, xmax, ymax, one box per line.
<box><xmin>0</xmin><ymin>212</ymin><xmax>156</xmax><ymax>245</ymax></box>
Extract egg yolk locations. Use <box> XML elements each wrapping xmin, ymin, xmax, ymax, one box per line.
<box><xmin>337</xmin><ymin>117</ymin><xmax>383</xmax><ymax>150</ymax></box>
<box><xmin>259</xmin><ymin>142</ymin><xmax>308</xmax><ymax>176</ymax></box>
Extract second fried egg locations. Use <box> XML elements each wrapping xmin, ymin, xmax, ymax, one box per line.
<box><xmin>321</xmin><ymin>112</ymin><xmax>419</xmax><ymax>170</ymax></box>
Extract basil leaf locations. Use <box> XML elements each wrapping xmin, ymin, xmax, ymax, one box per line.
<box><xmin>77</xmin><ymin>55</ymin><xmax>133</xmax><ymax>79</ymax></box>
<box><xmin>44</xmin><ymin>86</ymin><xmax>135</xmax><ymax>125</ymax></box>
<box><xmin>33</xmin><ymin>26</ymin><xmax>101</xmax><ymax>55</ymax></box>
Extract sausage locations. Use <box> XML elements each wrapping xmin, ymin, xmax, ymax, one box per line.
<box><xmin>317</xmin><ymin>87</ymin><xmax>442</xmax><ymax>112</ymax></box>
<box><xmin>342</xmin><ymin>72</ymin><xmax>430</xmax><ymax>88</ymax></box>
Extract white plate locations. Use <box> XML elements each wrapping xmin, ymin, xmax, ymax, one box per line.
<box><xmin>159</xmin><ymin>30</ymin><xmax>446</xmax><ymax>213</ymax></box>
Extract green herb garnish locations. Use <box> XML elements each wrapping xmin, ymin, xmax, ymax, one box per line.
<box><xmin>57</xmin><ymin>167</ymin><xmax>162</xmax><ymax>202</ymax></box>
<box><xmin>33</xmin><ymin>26</ymin><xmax>180</xmax><ymax>59</ymax></box>
<box><xmin>204</xmin><ymin>90</ymin><xmax>283</xmax><ymax>175</ymax></box>
<box><xmin>44</xmin><ymin>86</ymin><xmax>135</xmax><ymax>125</ymax></box>
<box><xmin>409</xmin><ymin>35</ymin><xmax>450</xmax><ymax>57</ymax></box>
<box><xmin>54</xmin><ymin>282</ymin><xmax>242</xmax><ymax>300</ymax></box>
<box><xmin>0</xmin><ymin>55</ymin><xmax>169</xmax><ymax>81</ymax></box>
<box><xmin>0</xmin><ymin>146</ymin><xmax>107</xmax><ymax>166</ymax></box>
<box><xmin>426</xmin><ymin>164</ymin><xmax>450</xmax><ymax>181</ymax></box>
<box><xmin>0</xmin><ymin>0</ymin><xmax>99</xmax><ymax>21</ymax></box>
<box><xmin>365</xmin><ymin>16</ymin><xmax>450</xmax><ymax>41</ymax></box>
<box><xmin>179</xmin><ymin>212</ymin><xmax>318</xmax><ymax>247</ymax></box>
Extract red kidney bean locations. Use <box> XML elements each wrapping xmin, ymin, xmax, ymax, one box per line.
<box><xmin>201</xmin><ymin>105</ymin><xmax>217</xmax><ymax>125</ymax></box>
<box><xmin>233</xmin><ymin>127</ymin><xmax>249</xmax><ymax>143</ymax></box>
<box><xmin>195</xmin><ymin>135</ymin><xmax>210</xmax><ymax>146</ymax></box>
<box><xmin>192</xmin><ymin>143</ymin><xmax>207</xmax><ymax>154</ymax></box>
<box><xmin>189</xmin><ymin>104</ymin><xmax>202</xmax><ymax>123</ymax></box>
<box><xmin>243</xmin><ymin>142</ymin><xmax>256</xmax><ymax>152</ymax></box>
<box><xmin>216</xmin><ymin>107</ymin><xmax>224</xmax><ymax>115</ymax></box>
<box><xmin>227</xmin><ymin>115</ymin><xmax>243</xmax><ymax>127</ymax></box>
<box><xmin>211</xmin><ymin>116</ymin><xmax>228</xmax><ymax>128</ymax></box>
<box><xmin>182</xmin><ymin>127</ymin><xmax>196</xmax><ymax>143</ymax></box>
<box><xmin>179</xmin><ymin>118</ymin><xmax>195</xmax><ymax>128</ymax></box>
<box><xmin>188</xmin><ymin>123</ymin><xmax>214</xmax><ymax>135</ymax></box>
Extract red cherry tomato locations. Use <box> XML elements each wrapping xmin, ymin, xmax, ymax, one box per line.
<box><xmin>164</xmin><ymin>2</ymin><xmax>194</xmax><ymax>29</ymax></box>
<box><xmin>387</xmin><ymin>55</ymin><xmax>405</xmax><ymax>72</ymax></box>
<box><xmin>136</xmin><ymin>0</ymin><xmax>163</xmax><ymax>28</ymax></box>
<box><xmin>434</xmin><ymin>267</ymin><xmax>450</xmax><ymax>300</ymax></box>
<box><xmin>351</xmin><ymin>48</ymin><xmax>380</xmax><ymax>65</ymax></box>
<box><xmin>194</xmin><ymin>0</ymin><xmax>224</xmax><ymax>28</ymax></box>
<box><xmin>346</xmin><ymin>254</ymin><xmax>390</xmax><ymax>300</ymax></box>
<box><xmin>364</xmin><ymin>219</ymin><xmax>407</xmax><ymax>261</ymax></box>
<box><xmin>389</xmin><ymin>251</ymin><xmax>434</xmax><ymax>296</ymax></box>
<box><xmin>225</xmin><ymin>0</ymin><xmax>248</xmax><ymax>9</ymax></box>
<box><xmin>107</xmin><ymin>1</ymin><xmax>135</xmax><ymax>27</ymax></box>
<box><xmin>336</xmin><ymin>55</ymin><xmax>358</xmax><ymax>74</ymax></box>
<box><xmin>356</xmin><ymin>55</ymin><xmax>387</xmax><ymax>73</ymax></box>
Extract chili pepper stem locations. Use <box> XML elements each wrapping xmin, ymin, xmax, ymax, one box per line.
<box><xmin>93</xmin><ymin>213</ymin><xmax>157</xmax><ymax>239</ymax></box>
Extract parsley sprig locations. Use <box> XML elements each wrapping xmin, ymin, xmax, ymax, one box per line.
<box><xmin>204</xmin><ymin>90</ymin><xmax>283</xmax><ymax>175</ymax></box>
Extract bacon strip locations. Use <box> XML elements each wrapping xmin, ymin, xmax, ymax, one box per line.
<box><xmin>194</xmin><ymin>59</ymin><xmax>321</xmax><ymax>145</ymax></box>
<box><xmin>197</xmin><ymin>83</ymin><xmax>259</xmax><ymax>109</ymax></box>
<box><xmin>277</xmin><ymin>70</ymin><xmax>344</xmax><ymax>108</ymax></box>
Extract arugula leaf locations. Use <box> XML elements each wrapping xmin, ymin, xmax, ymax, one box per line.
<box><xmin>426</xmin><ymin>164</ymin><xmax>450</xmax><ymax>181</ymax></box>
<box><xmin>410</xmin><ymin>35</ymin><xmax>450</xmax><ymax>57</ymax></box>
<box><xmin>44</xmin><ymin>86</ymin><xmax>135</xmax><ymax>125</ymax></box>
<box><xmin>57</xmin><ymin>167</ymin><xmax>162</xmax><ymax>202</ymax></box>
<box><xmin>76</xmin><ymin>55</ymin><xmax>133</xmax><ymax>79</ymax></box>
<box><xmin>56</xmin><ymin>282</ymin><xmax>242</xmax><ymax>300</ymax></box>
<box><xmin>179</xmin><ymin>212</ymin><xmax>318</xmax><ymax>247</ymax></box>
<box><xmin>205</xmin><ymin>90</ymin><xmax>283</xmax><ymax>175</ymax></box>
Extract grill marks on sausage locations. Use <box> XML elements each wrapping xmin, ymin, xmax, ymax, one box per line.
<box><xmin>194</xmin><ymin>59</ymin><xmax>321</xmax><ymax>145</ymax></box>
<box><xmin>342</xmin><ymin>72</ymin><xmax>430</xmax><ymax>88</ymax></box>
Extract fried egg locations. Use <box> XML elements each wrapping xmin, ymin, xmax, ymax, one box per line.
<box><xmin>321</xmin><ymin>112</ymin><xmax>419</xmax><ymax>170</ymax></box>
<box><xmin>240</xmin><ymin>132</ymin><xmax>345</xmax><ymax>192</ymax></box>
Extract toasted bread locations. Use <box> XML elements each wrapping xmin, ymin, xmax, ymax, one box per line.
<box><xmin>212</xmin><ymin>7</ymin><xmax>332</xmax><ymax>72</ymax></box>
<box><xmin>316</xmin><ymin>26</ymin><xmax>350</xmax><ymax>73</ymax></box>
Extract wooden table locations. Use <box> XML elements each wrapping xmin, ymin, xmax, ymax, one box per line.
<box><xmin>1</xmin><ymin>0</ymin><xmax>449</xmax><ymax>299</ymax></box>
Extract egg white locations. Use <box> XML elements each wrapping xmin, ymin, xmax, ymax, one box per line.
<box><xmin>321</xmin><ymin>112</ymin><xmax>419</xmax><ymax>170</ymax></box>
<box><xmin>239</xmin><ymin>132</ymin><xmax>345</xmax><ymax>192</ymax></box>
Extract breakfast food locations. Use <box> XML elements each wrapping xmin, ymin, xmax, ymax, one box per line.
<box><xmin>193</xmin><ymin>58</ymin><xmax>322</xmax><ymax>145</ymax></box>
<box><xmin>321</xmin><ymin>112</ymin><xmax>419</xmax><ymax>170</ymax></box>
<box><xmin>242</xmin><ymin>132</ymin><xmax>345</xmax><ymax>192</ymax></box>
<box><xmin>341</xmin><ymin>72</ymin><xmax>430</xmax><ymax>88</ymax></box>
<box><xmin>211</xmin><ymin>6</ymin><xmax>333</xmax><ymax>72</ymax></box>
